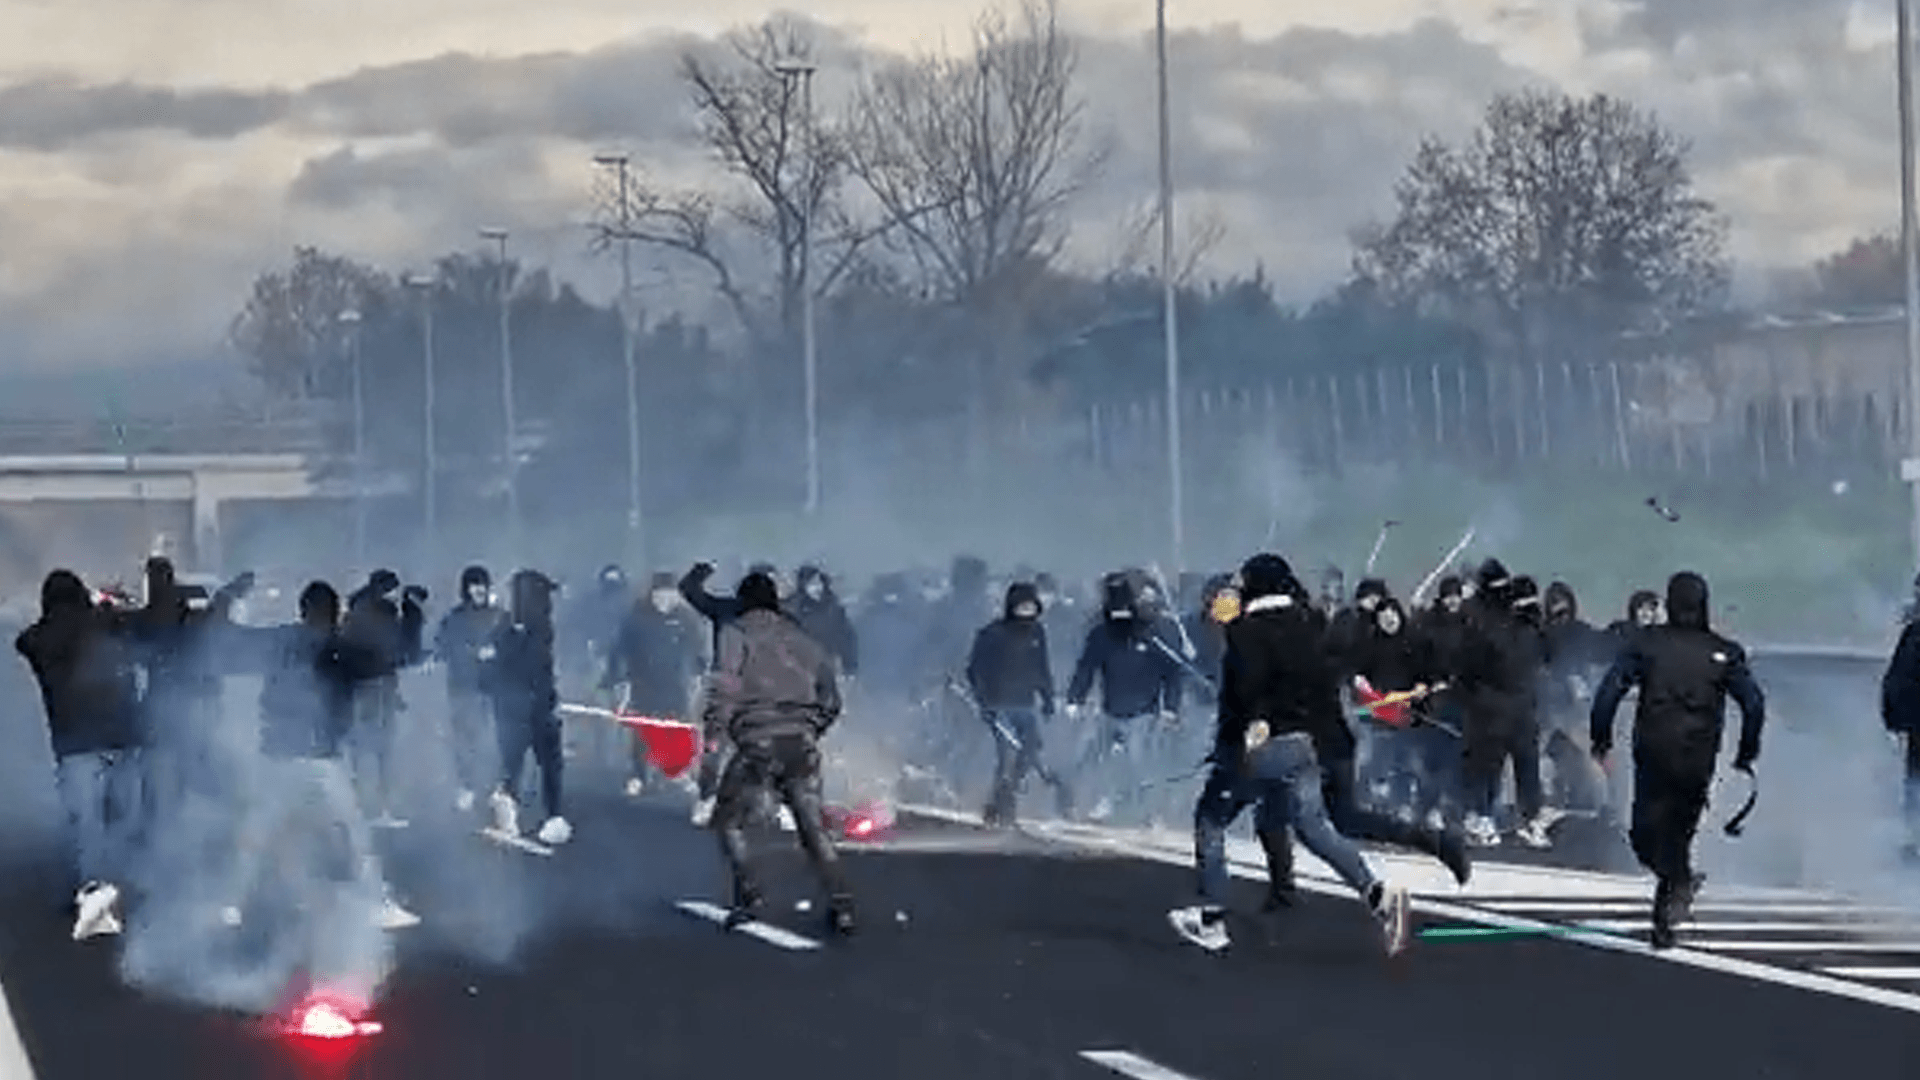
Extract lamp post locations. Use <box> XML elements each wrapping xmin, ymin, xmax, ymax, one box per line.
<box><xmin>1156</xmin><ymin>0</ymin><xmax>1184</xmax><ymax>575</ymax></box>
<box><xmin>338</xmin><ymin>308</ymin><xmax>366</xmax><ymax>569</ymax></box>
<box><xmin>403</xmin><ymin>274</ymin><xmax>439</xmax><ymax>570</ymax></box>
<box><xmin>593</xmin><ymin>153</ymin><xmax>647</xmax><ymax>566</ymax></box>
<box><xmin>1900</xmin><ymin>0</ymin><xmax>1920</xmax><ymax>569</ymax></box>
<box><xmin>775</xmin><ymin>59</ymin><xmax>821</xmax><ymax>515</ymax></box>
<box><xmin>479</xmin><ymin>227</ymin><xmax>520</xmax><ymax>560</ymax></box>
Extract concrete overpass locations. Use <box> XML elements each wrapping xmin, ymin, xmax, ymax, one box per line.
<box><xmin>0</xmin><ymin>453</ymin><xmax>405</xmax><ymax>593</ymax></box>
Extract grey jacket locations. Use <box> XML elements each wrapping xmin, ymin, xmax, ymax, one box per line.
<box><xmin>703</xmin><ymin>610</ymin><xmax>842</xmax><ymax>742</ymax></box>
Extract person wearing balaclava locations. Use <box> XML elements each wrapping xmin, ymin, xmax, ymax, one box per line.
<box><xmin>703</xmin><ymin>571</ymin><xmax>855</xmax><ymax>936</ymax></box>
<box><xmin>790</xmin><ymin>565</ymin><xmax>859</xmax><ymax>678</ymax></box>
<box><xmin>1169</xmin><ymin>553</ymin><xmax>1411</xmax><ymax>957</ymax></box>
<box><xmin>1063</xmin><ymin>572</ymin><xmax>1184</xmax><ymax>822</ymax></box>
<box><xmin>434</xmin><ymin>566</ymin><xmax>506</xmax><ymax>813</ymax></box>
<box><xmin>341</xmin><ymin>569</ymin><xmax>425</xmax><ymax>828</ymax></box>
<box><xmin>1455</xmin><ymin>572</ymin><xmax>1553</xmax><ymax>850</ymax></box>
<box><xmin>1591</xmin><ymin>570</ymin><xmax>1764</xmax><ymax>950</ymax></box>
<box><xmin>604</xmin><ymin>572</ymin><xmax>704</xmax><ymax>798</ymax></box>
<box><xmin>223</xmin><ymin>579</ymin><xmax>419</xmax><ymax>949</ymax></box>
<box><xmin>1882</xmin><ymin>576</ymin><xmax>1920</xmax><ymax>862</ymax></box>
<box><xmin>563</xmin><ymin>564</ymin><xmax>633</xmax><ymax>772</ymax></box>
<box><xmin>1540</xmin><ymin>581</ymin><xmax>1610</xmax><ymax>817</ymax></box>
<box><xmin>481</xmin><ymin>570</ymin><xmax>572</xmax><ymax>847</ymax></box>
<box><xmin>16</xmin><ymin>569</ymin><xmax>144</xmax><ymax>940</ymax></box>
<box><xmin>966</xmin><ymin>582</ymin><xmax>1069</xmax><ymax>826</ymax></box>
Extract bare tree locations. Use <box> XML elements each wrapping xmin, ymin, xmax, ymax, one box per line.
<box><xmin>228</xmin><ymin>246</ymin><xmax>391</xmax><ymax>400</ymax></box>
<box><xmin>1351</xmin><ymin>89</ymin><xmax>1729</xmax><ymax>361</ymax></box>
<box><xmin>1108</xmin><ymin>197</ymin><xmax>1228</xmax><ymax>286</ymax></box>
<box><xmin>591</xmin><ymin>16</ymin><xmax>881</xmax><ymax>349</ymax></box>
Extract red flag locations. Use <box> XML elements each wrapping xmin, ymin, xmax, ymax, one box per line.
<box><xmin>619</xmin><ymin>715</ymin><xmax>700</xmax><ymax>779</ymax></box>
<box><xmin>1353</xmin><ymin>676</ymin><xmax>1413</xmax><ymax>728</ymax></box>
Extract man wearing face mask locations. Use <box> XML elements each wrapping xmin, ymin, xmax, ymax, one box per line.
<box><xmin>1064</xmin><ymin>573</ymin><xmax>1184</xmax><ymax>822</ymax></box>
<box><xmin>605</xmin><ymin>573</ymin><xmax>704</xmax><ymax>798</ymax></box>
<box><xmin>341</xmin><ymin>570</ymin><xmax>426</xmax><ymax>829</ymax></box>
<box><xmin>789</xmin><ymin>565</ymin><xmax>859</xmax><ymax>679</ymax></box>
<box><xmin>1454</xmin><ymin>563</ymin><xmax>1554</xmax><ymax>848</ymax></box>
<box><xmin>966</xmin><ymin>581</ymin><xmax>1066</xmax><ymax>826</ymax></box>
<box><xmin>434</xmin><ymin>566</ymin><xmax>506</xmax><ymax>813</ymax></box>
<box><xmin>1591</xmin><ymin>571</ymin><xmax>1764</xmax><ymax>949</ymax></box>
<box><xmin>481</xmin><ymin>570</ymin><xmax>572</xmax><ymax>847</ymax></box>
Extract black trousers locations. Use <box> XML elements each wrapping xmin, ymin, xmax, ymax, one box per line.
<box><xmin>1628</xmin><ymin>756</ymin><xmax>1710</xmax><ymax>886</ymax></box>
<box><xmin>714</xmin><ymin>732</ymin><xmax>851</xmax><ymax>903</ymax></box>
<box><xmin>1463</xmin><ymin>721</ymin><xmax>1544</xmax><ymax>821</ymax></box>
<box><xmin>498</xmin><ymin>710</ymin><xmax>563</xmax><ymax>820</ymax></box>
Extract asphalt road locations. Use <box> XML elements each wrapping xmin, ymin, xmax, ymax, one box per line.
<box><xmin>2</xmin><ymin>778</ymin><xmax>1918</xmax><ymax>1080</ymax></box>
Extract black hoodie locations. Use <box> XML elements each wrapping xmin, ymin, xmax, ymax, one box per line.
<box><xmin>1212</xmin><ymin>554</ymin><xmax>1349</xmax><ymax>763</ymax></box>
<box><xmin>1590</xmin><ymin>571</ymin><xmax>1766</xmax><ymax>777</ymax></box>
<box><xmin>965</xmin><ymin>582</ymin><xmax>1056</xmax><ymax>713</ymax></box>
<box><xmin>482</xmin><ymin>571</ymin><xmax>560</xmax><ymax>724</ymax></box>
<box><xmin>789</xmin><ymin>565</ymin><xmax>859</xmax><ymax>676</ymax></box>
<box><xmin>1066</xmin><ymin>573</ymin><xmax>1183</xmax><ymax>719</ymax></box>
<box><xmin>15</xmin><ymin>570</ymin><xmax>141</xmax><ymax>756</ymax></box>
<box><xmin>607</xmin><ymin>589</ymin><xmax>703</xmax><ymax>717</ymax></box>
<box><xmin>232</xmin><ymin>582</ymin><xmax>385</xmax><ymax>760</ymax></box>
<box><xmin>435</xmin><ymin>565</ymin><xmax>505</xmax><ymax>695</ymax></box>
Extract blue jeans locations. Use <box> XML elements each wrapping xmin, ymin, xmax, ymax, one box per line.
<box><xmin>1192</xmin><ymin>732</ymin><xmax>1377</xmax><ymax>906</ymax></box>
<box><xmin>55</xmin><ymin>749</ymin><xmax>144</xmax><ymax>889</ymax></box>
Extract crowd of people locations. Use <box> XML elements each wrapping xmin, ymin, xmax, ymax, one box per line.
<box><xmin>11</xmin><ymin>543</ymin><xmax>1774</xmax><ymax>976</ymax></box>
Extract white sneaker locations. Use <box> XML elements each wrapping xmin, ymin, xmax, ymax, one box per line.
<box><xmin>1088</xmin><ymin>797</ymin><xmax>1114</xmax><ymax>822</ymax></box>
<box><xmin>1372</xmin><ymin>883</ymin><xmax>1411</xmax><ymax>957</ymax></box>
<box><xmin>375</xmin><ymin>898</ymin><xmax>421</xmax><ymax>931</ymax></box>
<box><xmin>1464</xmin><ymin>815</ymin><xmax>1502</xmax><ymax>848</ymax></box>
<box><xmin>536</xmin><ymin>816</ymin><xmax>573</xmax><ymax>846</ymax></box>
<box><xmin>490</xmin><ymin>790</ymin><xmax>521</xmax><ymax>835</ymax></box>
<box><xmin>1514</xmin><ymin>816</ymin><xmax>1554</xmax><ymax>849</ymax></box>
<box><xmin>1167</xmin><ymin>905</ymin><xmax>1229</xmax><ymax>952</ymax></box>
<box><xmin>625</xmin><ymin>777</ymin><xmax>645</xmax><ymax>798</ymax></box>
<box><xmin>454</xmin><ymin>789</ymin><xmax>476</xmax><ymax>813</ymax></box>
<box><xmin>72</xmin><ymin>883</ymin><xmax>122</xmax><ymax>941</ymax></box>
<box><xmin>219</xmin><ymin>905</ymin><xmax>243</xmax><ymax>928</ymax></box>
<box><xmin>1535</xmin><ymin>806</ymin><xmax>1570</xmax><ymax>831</ymax></box>
<box><xmin>691</xmin><ymin>797</ymin><xmax>715</xmax><ymax>828</ymax></box>
<box><xmin>776</xmin><ymin>805</ymin><xmax>797</xmax><ymax>832</ymax></box>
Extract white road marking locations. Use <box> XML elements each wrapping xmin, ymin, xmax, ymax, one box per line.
<box><xmin>1475</xmin><ymin>899</ymin><xmax>1909</xmax><ymax>917</ymax></box>
<box><xmin>905</xmin><ymin>807</ymin><xmax>1920</xmax><ymax>1016</ymax></box>
<box><xmin>1823</xmin><ymin>967</ymin><xmax>1920</xmax><ymax>981</ymax></box>
<box><xmin>675</xmin><ymin>900</ymin><xmax>822</xmax><ymax>951</ymax></box>
<box><xmin>1687</xmin><ymin>940</ymin><xmax>1920</xmax><ymax>954</ymax></box>
<box><xmin>0</xmin><ymin>979</ymin><xmax>36</xmax><ymax>1080</ymax></box>
<box><xmin>478</xmin><ymin>827</ymin><xmax>553</xmax><ymax>856</ymax></box>
<box><xmin>1578</xmin><ymin>920</ymin><xmax>1920</xmax><ymax>935</ymax></box>
<box><xmin>1080</xmin><ymin>1049</ymin><xmax>1207</xmax><ymax>1080</ymax></box>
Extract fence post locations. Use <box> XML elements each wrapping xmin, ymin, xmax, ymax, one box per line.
<box><xmin>1328</xmin><ymin>375</ymin><xmax>1346</xmax><ymax>472</ymax></box>
<box><xmin>1430</xmin><ymin>364</ymin><xmax>1445</xmax><ymax>451</ymax></box>
<box><xmin>1608</xmin><ymin>361</ymin><xmax>1632</xmax><ymax>471</ymax></box>
<box><xmin>1536</xmin><ymin>363</ymin><xmax>1551</xmax><ymax>463</ymax></box>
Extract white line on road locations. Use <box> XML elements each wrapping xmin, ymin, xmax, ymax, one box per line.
<box><xmin>1823</xmin><ymin>967</ymin><xmax>1920</xmax><ymax>981</ymax></box>
<box><xmin>1578</xmin><ymin>920</ymin><xmax>1919</xmax><ymax>935</ymax></box>
<box><xmin>675</xmin><ymin>900</ymin><xmax>822</xmax><ymax>951</ymax></box>
<box><xmin>1080</xmin><ymin>1049</ymin><xmax>1207</xmax><ymax>1080</ymax></box>
<box><xmin>1683</xmin><ymin>940</ymin><xmax>1920</xmax><ymax>954</ymax></box>
<box><xmin>0</xmin><ymin>978</ymin><xmax>36</xmax><ymax>1080</ymax></box>
<box><xmin>1474</xmin><ymin>899</ymin><xmax>1910</xmax><ymax>917</ymax></box>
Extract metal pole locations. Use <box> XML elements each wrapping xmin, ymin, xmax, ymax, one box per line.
<box><xmin>349</xmin><ymin>319</ymin><xmax>367</xmax><ymax>570</ymax></box>
<box><xmin>1157</xmin><ymin>0</ymin><xmax>1184</xmax><ymax>574</ymax></box>
<box><xmin>418</xmin><ymin>282</ymin><xmax>438</xmax><ymax>569</ymax></box>
<box><xmin>1901</xmin><ymin>0</ymin><xmax>1920</xmax><ymax>569</ymax></box>
<box><xmin>618</xmin><ymin>162</ymin><xmax>644</xmax><ymax>565</ymax></box>
<box><xmin>800</xmin><ymin>68</ymin><xmax>821</xmax><ymax>516</ymax></box>
<box><xmin>482</xmin><ymin>229</ymin><xmax>520</xmax><ymax>561</ymax></box>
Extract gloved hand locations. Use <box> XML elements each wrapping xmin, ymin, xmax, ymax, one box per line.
<box><xmin>1590</xmin><ymin>739</ymin><xmax>1611</xmax><ymax>763</ymax></box>
<box><xmin>1732</xmin><ymin>757</ymin><xmax>1756</xmax><ymax>775</ymax></box>
<box><xmin>691</xmin><ymin>562</ymin><xmax>716</xmax><ymax>579</ymax></box>
<box><xmin>403</xmin><ymin>584</ymin><xmax>429</xmax><ymax>604</ymax></box>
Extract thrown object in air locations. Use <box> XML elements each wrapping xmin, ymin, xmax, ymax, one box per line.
<box><xmin>1646</xmin><ymin>496</ymin><xmax>1680</xmax><ymax>523</ymax></box>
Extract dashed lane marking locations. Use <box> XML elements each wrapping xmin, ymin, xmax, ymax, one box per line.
<box><xmin>0</xmin><ymin>978</ymin><xmax>35</xmax><ymax>1080</ymax></box>
<box><xmin>674</xmin><ymin>900</ymin><xmax>822</xmax><ymax>951</ymax></box>
<box><xmin>478</xmin><ymin>827</ymin><xmax>554</xmax><ymax>856</ymax></box>
<box><xmin>1080</xmin><ymin>1049</ymin><xmax>1208</xmax><ymax>1080</ymax></box>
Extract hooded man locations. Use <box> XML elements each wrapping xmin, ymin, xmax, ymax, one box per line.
<box><xmin>1540</xmin><ymin>581</ymin><xmax>1610</xmax><ymax>816</ymax></box>
<box><xmin>341</xmin><ymin>569</ymin><xmax>425</xmax><ymax>828</ymax></box>
<box><xmin>703</xmin><ymin>572</ymin><xmax>855</xmax><ymax>935</ymax></box>
<box><xmin>1169</xmin><ymin>553</ymin><xmax>1411</xmax><ymax>956</ymax></box>
<box><xmin>966</xmin><ymin>582</ymin><xmax>1068</xmax><ymax>826</ymax></box>
<box><xmin>131</xmin><ymin>556</ymin><xmax>251</xmax><ymax>829</ymax></box>
<box><xmin>604</xmin><ymin>572</ymin><xmax>704</xmax><ymax>797</ymax></box>
<box><xmin>434</xmin><ymin>566</ymin><xmax>506</xmax><ymax>813</ymax></box>
<box><xmin>1064</xmin><ymin>572</ymin><xmax>1184</xmax><ymax>821</ymax></box>
<box><xmin>1591</xmin><ymin>571</ymin><xmax>1765</xmax><ymax>950</ymax></box>
<box><xmin>481</xmin><ymin>570</ymin><xmax>571</xmax><ymax>847</ymax></box>
<box><xmin>1454</xmin><ymin>562</ymin><xmax>1553</xmax><ymax>849</ymax></box>
<box><xmin>16</xmin><ymin>570</ymin><xmax>144</xmax><ymax>940</ymax></box>
<box><xmin>789</xmin><ymin>565</ymin><xmax>859</xmax><ymax>678</ymax></box>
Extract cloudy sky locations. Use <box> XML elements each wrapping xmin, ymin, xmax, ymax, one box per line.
<box><xmin>0</xmin><ymin>0</ymin><xmax>1904</xmax><ymax>371</ymax></box>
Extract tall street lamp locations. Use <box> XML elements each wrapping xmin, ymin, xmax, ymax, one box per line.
<box><xmin>479</xmin><ymin>227</ymin><xmax>520</xmax><ymax>560</ymax></box>
<box><xmin>593</xmin><ymin>152</ymin><xmax>648</xmax><ymax>567</ymax></box>
<box><xmin>338</xmin><ymin>307</ymin><xmax>366</xmax><ymax>570</ymax></box>
<box><xmin>775</xmin><ymin>59</ymin><xmax>822</xmax><ymax>515</ymax></box>
<box><xmin>403</xmin><ymin>273</ymin><xmax>439</xmax><ymax>570</ymax></box>
<box><xmin>1900</xmin><ymin>0</ymin><xmax>1920</xmax><ymax>569</ymax></box>
<box><xmin>1156</xmin><ymin>0</ymin><xmax>1184</xmax><ymax>575</ymax></box>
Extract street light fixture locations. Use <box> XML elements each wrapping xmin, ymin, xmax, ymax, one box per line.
<box><xmin>337</xmin><ymin>308</ymin><xmax>366</xmax><ymax>569</ymax></box>
<box><xmin>403</xmin><ymin>274</ymin><xmax>439</xmax><ymax>570</ymax></box>
<box><xmin>592</xmin><ymin>152</ymin><xmax>647</xmax><ymax>568</ymax></box>
<box><xmin>774</xmin><ymin>59</ymin><xmax>822</xmax><ymax>516</ymax></box>
<box><xmin>478</xmin><ymin>227</ymin><xmax>520</xmax><ymax>560</ymax></box>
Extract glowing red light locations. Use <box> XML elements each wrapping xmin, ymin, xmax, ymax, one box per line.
<box><xmin>295</xmin><ymin>1000</ymin><xmax>381</xmax><ymax>1038</ymax></box>
<box><xmin>850</xmin><ymin>818</ymin><xmax>875</xmax><ymax>837</ymax></box>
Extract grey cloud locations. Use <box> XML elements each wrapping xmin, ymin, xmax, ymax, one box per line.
<box><xmin>0</xmin><ymin>77</ymin><xmax>289</xmax><ymax>150</ymax></box>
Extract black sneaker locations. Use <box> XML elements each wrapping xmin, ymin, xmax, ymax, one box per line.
<box><xmin>1671</xmin><ymin>873</ymin><xmax>1704</xmax><ymax>927</ymax></box>
<box><xmin>725</xmin><ymin>884</ymin><xmax>764</xmax><ymax>930</ymax></box>
<box><xmin>1649</xmin><ymin>879</ymin><xmax>1677</xmax><ymax>950</ymax></box>
<box><xmin>826</xmin><ymin>895</ymin><xmax>857</xmax><ymax>937</ymax></box>
<box><xmin>1433</xmin><ymin>828</ymin><xmax>1473</xmax><ymax>887</ymax></box>
<box><xmin>1261</xmin><ymin>882</ymin><xmax>1297</xmax><ymax>912</ymax></box>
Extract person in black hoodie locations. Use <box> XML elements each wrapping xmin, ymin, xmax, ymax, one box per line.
<box><xmin>224</xmin><ymin>581</ymin><xmax>419</xmax><ymax>939</ymax></box>
<box><xmin>341</xmin><ymin>569</ymin><xmax>425</xmax><ymax>827</ymax></box>
<box><xmin>703</xmin><ymin>572</ymin><xmax>854</xmax><ymax>935</ymax></box>
<box><xmin>966</xmin><ymin>582</ymin><xmax>1068</xmax><ymax>826</ymax></box>
<box><xmin>1540</xmin><ymin>581</ymin><xmax>1610</xmax><ymax>816</ymax></box>
<box><xmin>1591</xmin><ymin>570</ymin><xmax>1764</xmax><ymax>949</ymax></box>
<box><xmin>603</xmin><ymin>572</ymin><xmax>704</xmax><ymax>797</ymax></box>
<box><xmin>132</xmin><ymin>556</ymin><xmax>250</xmax><ymax>830</ymax></box>
<box><xmin>1882</xmin><ymin>594</ymin><xmax>1920</xmax><ymax>861</ymax></box>
<box><xmin>16</xmin><ymin>569</ymin><xmax>144</xmax><ymax>940</ymax></box>
<box><xmin>1168</xmin><ymin>553</ymin><xmax>1411</xmax><ymax>956</ymax></box>
<box><xmin>482</xmin><ymin>570</ymin><xmax>572</xmax><ymax>847</ymax></box>
<box><xmin>1456</xmin><ymin>562</ymin><xmax>1553</xmax><ymax>849</ymax></box>
<box><xmin>434</xmin><ymin>566</ymin><xmax>506</xmax><ymax>813</ymax></box>
<box><xmin>1065</xmin><ymin>572</ymin><xmax>1184</xmax><ymax>821</ymax></box>
<box><xmin>790</xmin><ymin>565</ymin><xmax>859</xmax><ymax>678</ymax></box>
